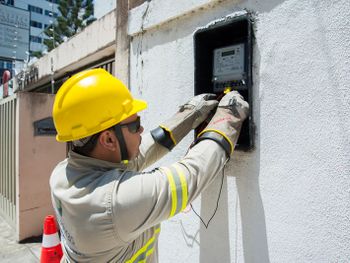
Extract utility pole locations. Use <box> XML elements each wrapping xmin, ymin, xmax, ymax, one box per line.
<box><xmin>115</xmin><ymin>0</ymin><xmax>130</xmax><ymax>86</ymax></box>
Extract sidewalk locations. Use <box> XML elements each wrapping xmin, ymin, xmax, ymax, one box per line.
<box><xmin>0</xmin><ymin>214</ymin><xmax>41</xmax><ymax>263</ymax></box>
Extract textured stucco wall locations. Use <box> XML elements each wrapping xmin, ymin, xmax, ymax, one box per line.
<box><xmin>17</xmin><ymin>92</ymin><xmax>66</xmax><ymax>241</ymax></box>
<box><xmin>129</xmin><ymin>0</ymin><xmax>350</xmax><ymax>262</ymax></box>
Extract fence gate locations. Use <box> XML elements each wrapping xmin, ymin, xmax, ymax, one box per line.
<box><xmin>0</xmin><ymin>95</ymin><xmax>16</xmax><ymax>227</ymax></box>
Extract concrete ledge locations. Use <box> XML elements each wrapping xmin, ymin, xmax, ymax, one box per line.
<box><xmin>22</xmin><ymin>10</ymin><xmax>116</xmax><ymax>91</ymax></box>
<box><xmin>128</xmin><ymin>0</ymin><xmax>222</xmax><ymax>36</ymax></box>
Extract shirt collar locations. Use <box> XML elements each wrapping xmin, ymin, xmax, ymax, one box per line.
<box><xmin>67</xmin><ymin>150</ymin><xmax>128</xmax><ymax>171</ymax></box>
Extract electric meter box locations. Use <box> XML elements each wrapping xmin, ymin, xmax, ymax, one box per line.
<box><xmin>194</xmin><ymin>14</ymin><xmax>254</xmax><ymax>150</ymax></box>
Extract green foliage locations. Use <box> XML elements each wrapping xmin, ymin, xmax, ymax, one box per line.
<box><xmin>30</xmin><ymin>50</ymin><xmax>43</xmax><ymax>58</ymax></box>
<box><xmin>43</xmin><ymin>0</ymin><xmax>96</xmax><ymax>51</ymax></box>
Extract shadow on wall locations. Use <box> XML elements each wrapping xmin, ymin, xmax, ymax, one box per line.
<box><xmin>199</xmin><ymin>175</ymin><xmax>231</xmax><ymax>263</ymax></box>
<box><xmin>234</xmin><ymin>145</ymin><xmax>271</xmax><ymax>263</ymax></box>
<box><xmin>237</xmin><ymin>23</ymin><xmax>270</xmax><ymax>263</ymax></box>
<box><xmin>238</xmin><ymin>24</ymin><xmax>270</xmax><ymax>263</ymax></box>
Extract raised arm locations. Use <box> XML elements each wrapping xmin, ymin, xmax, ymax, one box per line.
<box><xmin>114</xmin><ymin>91</ymin><xmax>249</xmax><ymax>242</ymax></box>
<box><xmin>128</xmin><ymin>94</ymin><xmax>218</xmax><ymax>171</ymax></box>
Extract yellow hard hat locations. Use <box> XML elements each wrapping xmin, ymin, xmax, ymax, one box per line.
<box><xmin>53</xmin><ymin>68</ymin><xmax>147</xmax><ymax>142</ymax></box>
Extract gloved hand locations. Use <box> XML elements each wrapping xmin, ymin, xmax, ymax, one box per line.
<box><xmin>151</xmin><ymin>94</ymin><xmax>218</xmax><ymax>150</ymax></box>
<box><xmin>179</xmin><ymin>93</ymin><xmax>219</xmax><ymax>129</ymax></box>
<box><xmin>196</xmin><ymin>91</ymin><xmax>249</xmax><ymax>156</ymax></box>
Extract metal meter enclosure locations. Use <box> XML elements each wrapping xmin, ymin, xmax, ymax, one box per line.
<box><xmin>194</xmin><ymin>14</ymin><xmax>254</xmax><ymax>150</ymax></box>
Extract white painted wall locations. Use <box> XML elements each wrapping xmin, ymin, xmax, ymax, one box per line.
<box><xmin>129</xmin><ymin>0</ymin><xmax>350</xmax><ymax>262</ymax></box>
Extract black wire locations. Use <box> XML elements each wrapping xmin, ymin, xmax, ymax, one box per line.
<box><xmin>190</xmin><ymin>164</ymin><xmax>226</xmax><ymax>229</ymax></box>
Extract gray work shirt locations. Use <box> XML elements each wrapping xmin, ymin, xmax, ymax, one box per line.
<box><xmin>50</xmin><ymin>133</ymin><xmax>227</xmax><ymax>262</ymax></box>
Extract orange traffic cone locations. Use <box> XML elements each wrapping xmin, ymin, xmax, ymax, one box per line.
<box><xmin>40</xmin><ymin>215</ymin><xmax>63</xmax><ymax>263</ymax></box>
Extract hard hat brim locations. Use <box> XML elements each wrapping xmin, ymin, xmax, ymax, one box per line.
<box><xmin>55</xmin><ymin>98</ymin><xmax>148</xmax><ymax>142</ymax></box>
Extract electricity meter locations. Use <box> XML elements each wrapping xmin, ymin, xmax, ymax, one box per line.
<box><xmin>213</xmin><ymin>44</ymin><xmax>245</xmax><ymax>92</ymax></box>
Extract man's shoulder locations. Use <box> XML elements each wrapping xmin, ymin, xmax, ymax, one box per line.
<box><xmin>50</xmin><ymin>159</ymin><xmax>68</xmax><ymax>186</ymax></box>
<box><xmin>52</xmin><ymin>159</ymin><xmax>68</xmax><ymax>175</ymax></box>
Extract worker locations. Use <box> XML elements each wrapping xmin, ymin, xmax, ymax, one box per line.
<box><xmin>50</xmin><ymin>68</ymin><xmax>249</xmax><ymax>262</ymax></box>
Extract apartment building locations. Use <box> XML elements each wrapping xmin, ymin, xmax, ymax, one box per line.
<box><xmin>11</xmin><ymin>0</ymin><xmax>60</xmax><ymax>54</ymax></box>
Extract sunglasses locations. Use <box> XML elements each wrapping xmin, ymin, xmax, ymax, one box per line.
<box><xmin>119</xmin><ymin>116</ymin><xmax>141</xmax><ymax>133</ymax></box>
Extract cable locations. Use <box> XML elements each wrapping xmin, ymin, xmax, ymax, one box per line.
<box><xmin>190</xmin><ymin>163</ymin><xmax>226</xmax><ymax>229</ymax></box>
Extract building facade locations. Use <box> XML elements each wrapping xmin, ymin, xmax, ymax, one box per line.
<box><xmin>0</xmin><ymin>0</ymin><xmax>59</xmax><ymax>83</ymax></box>
<box><xmin>11</xmin><ymin>0</ymin><xmax>60</xmax><ymax>55</ymax></box>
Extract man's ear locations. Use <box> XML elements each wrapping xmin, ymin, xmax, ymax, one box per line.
<box><xmin>99</xmin><ymin>130</ymin><xmax>118</xmax><ymax>151</ymax></box>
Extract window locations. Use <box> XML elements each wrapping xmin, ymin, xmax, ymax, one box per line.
<box><xmin>30</xmin><ymin>20</ymin><xmax>42</xmax><ymax>29</ymax></box>
<box><xmin>5</xmin><ymin>0</ymin><xmax>14</xmax><ymax>6</ymax></box>
<box><xmin>28</xmin><ymin>5</ymin><xmax>43</xmax><ymax>14</ymax></box>
<box><xmin>46</xmin><ymin>0</ymin><xmax>59</xmax><ymax>4</ymax></box>
<box><xmin>45</xmin><ymin>10</ymin><xmax>58</xmax><ymax>17</ymax></box>
<box><xmin>1</xmin><ymin>0</ymin><xmax>14</xmax><ymax>6</ymax></box>
<box><xmin>30</xmin><ymin>35</ymin><xmax>42</xmax><ymax>43</ymax></box>
<box><xmin>5</xmin><ymin>61</ymin><xmax>13</xmax><ymax>69</ymax></box>
<box><xmin>0</xmin><ymin>60</ymin><xmax>13</xmax><ymax>69</ymax></box>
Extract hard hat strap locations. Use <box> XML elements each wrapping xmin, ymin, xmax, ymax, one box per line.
<box><xmin>113</xmin><ymin>124</ymin><xmax>129</xmax><ymax>161</ymax></box>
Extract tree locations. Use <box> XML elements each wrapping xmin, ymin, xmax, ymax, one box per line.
<box><xmin>43</xmin><ymin>0</ymin><xmax>96</xmax><ymax>52</ymax></box>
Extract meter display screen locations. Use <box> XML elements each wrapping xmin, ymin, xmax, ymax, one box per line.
<box><xmin>222</xmin><ymin>50</ymin><xmax>235</xmax><ymax>56</ymax></box>
<box><xmin>213</xmin><ymin>44</ymin><xmax>245</xmax><ymax>80</ymax></box>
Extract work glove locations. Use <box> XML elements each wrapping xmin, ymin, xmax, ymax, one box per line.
<box><xmin>195</xmin><ymin>91</ymin><xmax>249</xmax><ymax>156</ymax></box>
<box><xmin>151</xmin><ymin>94</ymin><xmax>218</xmax><ymax>150</ymax></box>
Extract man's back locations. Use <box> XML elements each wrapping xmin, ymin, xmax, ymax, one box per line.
<box><xmin>50</xmin><ymin>151</ymin><xmax>159</xmax><ymax>263</ymax></box>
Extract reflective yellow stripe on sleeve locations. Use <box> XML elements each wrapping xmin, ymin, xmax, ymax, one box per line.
<box><xmin>162</xmin><ymin>167</ymin><xmax>178</xmax><ymax>217</ymax></box>
<box><xmin>126</xmin><ymin>227</ymin><xmax>161</xmax><ymax>263</ymax></box>
<box><xmin>161</xmin><ymin>165</ymin><xmax>188</xmax><ymax>218</ymax></box>
<box><xmin>173</xmin><ymin>164</ymin><xmax>188</xmax><ymax>212</ymax></box>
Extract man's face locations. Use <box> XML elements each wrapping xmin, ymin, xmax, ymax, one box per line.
<box><xmin>120</xmin><ymin>114</ymin><xmax>144</xmax><ymax>160</ymax></box>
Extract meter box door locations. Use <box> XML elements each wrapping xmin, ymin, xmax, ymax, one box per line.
<box><xmin>194</xmin><ymin>14</ymin><xmax>254</xmax><ymax>150</ymax></box>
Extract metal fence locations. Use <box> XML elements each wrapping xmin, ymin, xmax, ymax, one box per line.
<box><xmin>98</xmin><ymin>59</ymin><xmax>115</xmax><ymax>75</ymax></box>
<box><xmin>0</xmin><ymin>95</ymin><xmax>17</xmax><ymax>227</ymax></box>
